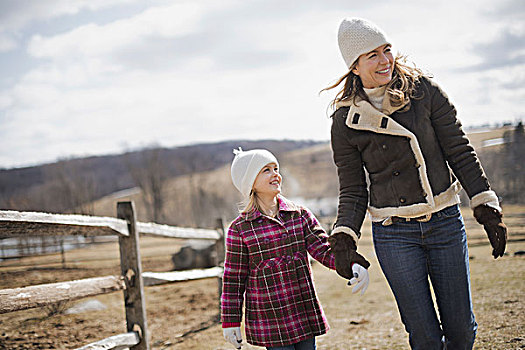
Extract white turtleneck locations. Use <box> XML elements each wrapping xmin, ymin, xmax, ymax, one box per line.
<box><xmin>364</xmin><ymin>85</ymin><xmax>387</xmax><ymax>111</ymax></box>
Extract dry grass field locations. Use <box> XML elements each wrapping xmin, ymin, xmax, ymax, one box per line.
<box><xmin>0</xmin><ymin>205</ymin><xmax>523</xmax><ymax>350</ymax></box>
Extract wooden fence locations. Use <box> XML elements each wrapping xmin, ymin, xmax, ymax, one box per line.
<box><xmin>0</xmin><ymin>201</ymin><xmax>225</xmax><ymax>350</ymax></box>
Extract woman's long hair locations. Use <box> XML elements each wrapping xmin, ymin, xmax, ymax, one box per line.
<box><xmin>323</xmin><ymin>54</ymin><xmax>429</xmax><ymax>111</ymax></box>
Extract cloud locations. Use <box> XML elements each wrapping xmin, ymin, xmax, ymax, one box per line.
<box><xmin>0</xmin><ymin>0</ymin><xmax>138</xmax><ymax>53</ymax></box>
<box><xmin>26</xmin><ymin>1</ymin><xmax>294</xmax><ymax>72</ymax></box>
<box><xmin>460</xmin><ymin>0</ymin><xmax>525</xmax><ymax>72</ymax></box>
<box><xmin>0</xmin><ymin>33</ymin><xmax>17</xmax><ymax>52</ymax></box>
<box><xmin>489</xmin><ymin>0</ymin><xmax>525</xmax><ymax>19</ymax></box>
<box><xmin>1</xmin><ymin>0</ymin><xmax>524</xmax><ymax>168</ymax></box>
<box><xmin>0</xmin><ymin>0</ymin><xmax>138</xmax><ymax>28</ymax></box>
<box><xmin>27</xmin><ymin>3</ymin><xmax>208</xmax><ymax>59</ymax></box>
<box><xmin>466</xmin><ymin>29</ymin><xmax>525</xmax><ymax>71</ymax></box>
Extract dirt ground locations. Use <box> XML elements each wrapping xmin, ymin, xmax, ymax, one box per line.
<box><xmin>0</xmin><ymin>206</ymin><xmax>523</xmax><ymax>350</ymax></box>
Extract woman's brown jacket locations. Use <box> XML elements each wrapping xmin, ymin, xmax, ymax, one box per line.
<box><xmin>330</xmin><ymin>76</ymin><xmax>498</xmax><ymax>240</ymax></box>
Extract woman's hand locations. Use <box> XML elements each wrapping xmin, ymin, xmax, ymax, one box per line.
<box><xmin>223</xmin><ymin>327</ymin><xmax>243</xmax><ymax>349</ymax></box>
<box><xmin>329</xmin><ymin>231</ymin><xmax>370</xmax><ymax>280</ymax></box>
<box><xmin>348</xmin><ymin>263</ymin><xmax>369</xmax><ymax>295</ymax></box>
<box><xmin>473</xmin><ymin>204</ymin><xmax>507</xmax><ymax>258</ymax></box>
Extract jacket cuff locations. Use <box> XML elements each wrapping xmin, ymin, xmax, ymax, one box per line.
<box><xmin>470</xmin><ymin>190</ymin><xmax>501</xmax><ymax>212</ymax></box>
<box><xmin>331</xmin><ymin>226</ymin><xmax>359</xmax><ymax>246</ymax></box>
<box><xmin>222</xmin><ymin>322</ymin><xmax>241</xmax><ymax>328</ymax></box>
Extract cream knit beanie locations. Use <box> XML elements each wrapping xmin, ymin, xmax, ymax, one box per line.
<box><xmin>338</xmin><ymin>17</ymin><xmax>390</xmax><ymax>68</ymax></box>
<box><xmin>230</xmin><ymin>147</ymin><xmax>279</xmax><ymax>198</ymax></box>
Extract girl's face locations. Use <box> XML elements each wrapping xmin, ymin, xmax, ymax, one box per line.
<box><xmin>353</xmin><ymin>44</ymin><xmax>394</xmax><ymax>89</ymax></box>
<box><xmin>253</xmin><ymin>162</ymin><xmax>282</xmax><ymax>197</ymax></box>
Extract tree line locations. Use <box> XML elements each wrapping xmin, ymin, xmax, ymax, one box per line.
<box><xmin>477</xmin><ymin>121</ymin><xmax>524</xmax><ymax>205</ymax></box>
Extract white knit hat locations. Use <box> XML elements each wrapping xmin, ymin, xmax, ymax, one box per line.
<box><xmin>230</xmin><ymin>147</ymin><xmax>279</xmax><ymax>197</ymax></box>
<box><xmin>338</xmin><ymin>17</ymin><xmax>390</xmax><ymax>68</ymax></box>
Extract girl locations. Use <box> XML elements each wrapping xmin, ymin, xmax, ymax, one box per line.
<box><xmin>221</xmin><ymin>147</ymin><xmax>369</xmax><ymax>350</ymax></box>
<box><xmin>325</xmin><ymin>17</ymin><xmax>507</xmax><ymax>350</ymax></box>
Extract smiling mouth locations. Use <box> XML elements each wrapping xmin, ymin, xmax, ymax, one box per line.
<box><xmin>377</xmin><ymin>67</ymin><xmax>390</xmax><ymax>74</ymax></box>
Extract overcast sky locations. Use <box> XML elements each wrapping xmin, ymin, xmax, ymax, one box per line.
<box><xmin>0</xmin><ymin>0</ymin><xmax>524</xmax><ymax>169</ymax></box>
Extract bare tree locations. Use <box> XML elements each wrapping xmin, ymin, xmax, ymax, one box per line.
<box><xmin>125</xmin><ymin>147</ymin><xmax>168</xmax><ymax>223</ymax></box>
<box><xmin>41</xmin><ymin>159</ymin><xmax>98</xmax><ymax>214</ymax></box>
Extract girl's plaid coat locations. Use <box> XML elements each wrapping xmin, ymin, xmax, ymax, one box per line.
<box><xmin>221</xmin><ymin>196</ymin><xmax>336</xmax><ymax>347</ymax></box>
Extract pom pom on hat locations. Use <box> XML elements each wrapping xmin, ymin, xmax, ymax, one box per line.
<box><xmin>338</xmin><ymin>17</ymin><xmax>390</xmax><ymax>68</ymax></box>
<box><xmin>231</xmin><ymin>147</ymin><xmax>279</xmax><ymax>197</ymax></box>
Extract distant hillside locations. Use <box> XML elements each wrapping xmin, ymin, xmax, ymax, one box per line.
<box><xmin>88</xmin><ymin>142</ymin><xmax>338</xmax><ymax>228</ymax></box>
<box><xmin>0</xmin><ymin>140</ymin><xmax>321</xmax><ymax>213</ymax></box>
<box><xmin>85</xmin><ymin>124</ymin><xmax>521</xmax><ymax>227</ymax></box>
<box><xmin>2</xmin><ymin>124</ymin><xmax>522</xmax><ymax>226</ymax></box>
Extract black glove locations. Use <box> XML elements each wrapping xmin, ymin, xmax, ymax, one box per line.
<box><xmin>328</xmin><ymin>232</ymin><xmax>370</xmax><ymax>280</ymax></box>
<box><xmin>473</xmin><ymin>204</ymin><xmax>507</xmax><ymax>259</ymax></box>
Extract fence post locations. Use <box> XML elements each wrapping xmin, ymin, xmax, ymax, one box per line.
<box><xmin>60</xmin><ymin>239</ymin><xmax>66</xmax><ymax>269</ymax></box>
<box><xmin>117</xmin><ymin>201</ymin><xmax>150</xmax><ymax>350</ymax></box>
<box><xmin>215</xmin><ymin>217</ymin><xmax>226</xmax><ymax>319</ymax></box>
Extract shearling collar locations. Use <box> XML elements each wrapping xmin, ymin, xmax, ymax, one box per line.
<box><xmin>335</xmin><ymin>87</ymin><xmax>409</xmax><ymax>116</ymax></box>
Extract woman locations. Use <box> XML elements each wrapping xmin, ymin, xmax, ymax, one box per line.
<box><xmin>325</xmin><ymin>17</ymin><xmax>507</xmax><ymax>350</ymax></box>
<box><xmin>221</xmin><ymin>148</ymin><xmax>369</xmax><ymax>350</ymax></box>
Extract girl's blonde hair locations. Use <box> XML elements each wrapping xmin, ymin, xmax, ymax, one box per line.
<box><xmin>240</xmin><ymin>190</ymin><xmax>264</xmax><ymax>214</ymax></box>
<box><xmin>323</xmin><ymin>54</ymin><xmax>429</xmax><ymax>110</ymax></box>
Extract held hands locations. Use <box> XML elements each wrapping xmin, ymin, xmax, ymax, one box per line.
<box><xmin>223</xmin><ymin>327</ymin><xmax>243</xmax><ymax>349</ymax></box>
<box><xmin>348</xmin><ymin>263</ymin><xmax>369</xmax><ymax>295</ymax></box>
<box><xmin>328</xmin><ymin>231</ymin><xmax>370</xmax><ymax>280</ymax></box>
<box><xmin>473</xmin><ymin>204</ymin><xmax>507</xmax><ymax>259</ymax></box>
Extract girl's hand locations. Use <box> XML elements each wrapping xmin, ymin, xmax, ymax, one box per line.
<box><xmin>348</xmin><ymin>263</ymin><xmax>369</xmax><ymax>295</ymax></box>
<box><xmin>223</xmin><ymin>326</ymin><xmax>243</xmax><ymax>349</ymax></box>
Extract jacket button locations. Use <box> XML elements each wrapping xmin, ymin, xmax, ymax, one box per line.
<box><xmin>282</xmin><ymin>233</ymin><xmax>288</xmax><ymax>239</ymax></box>
<box><xmin>393</xmin><ymin>171</ymin><xmax>400</xmax><ymax>176</ymax></box>
<box><xmin>264</xmin><ymin>238</ymin><xmax>270</xmax><ymax>244</ymax></box>
<box><xmin>382</xmin><ymin>144</ymin><xmax>387</xmax><ymax>150</ymax></box>
<box><xmin>399</xmin><ymin>197</ymin><xmax>406</xmax><ymax>203</ymax></box>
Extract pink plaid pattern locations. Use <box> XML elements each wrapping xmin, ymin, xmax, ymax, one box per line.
<box><xmin>221</xmin><ymin>196</ymin><xmax>336</xmax><ymax>347</ymax></box>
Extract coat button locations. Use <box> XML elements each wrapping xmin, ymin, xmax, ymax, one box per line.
<box><xmin>264</xmin><ymin>238</ymin><xmax>270</xmax><ymax>244</ymax></box>
<box><xmin>282</xmin><ymin>233</ymin><xmax>288</xmax><ymax>239</ymax></box>
<box><xmin>382</xmin><ymin>144</ymin><xmax>387</xmax><ymax>150</ymax></box>
<box><xmin>399</xmin><ymin>197</ymin><xmax>406</xmax><ymax>203</ymax></box>
<box><xmin>393</xmin><ymin>171</ymin><xmax>400</xmax><ymax>176</ymax></box>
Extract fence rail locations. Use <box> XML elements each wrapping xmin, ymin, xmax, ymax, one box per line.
<box><xmin>0</xmin><ymin>209</ymin><xmax>220</xmax><ymax>240</ymax></box>
<box><xmin>0</xmin><ymin>275</ymin><xmax>125</xmax><ymax>314</ymax></box>
<box><xmin>0</xmin><ymin>202</ymin><xmax>226</xmax><ymax>350</ymax></box>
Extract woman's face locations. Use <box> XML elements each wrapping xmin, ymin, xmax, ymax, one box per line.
<box><xmin>353</xmin><ymin>44</ymin><xmax>394</xmax><ymax>89</ymax></box>
<box><xmin>253</xmin><ymin>162</ymin><xmax>281</xmax><ymax>198</ymax></box>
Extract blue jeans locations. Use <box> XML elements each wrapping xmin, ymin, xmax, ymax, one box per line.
<box><xmin>372</xmin><ymin>205</ymin><xmax>477</xmax><ymax>350</ymax></box>
<box><xmin>266</xmin><ymin>337</ymin><xmax>316</xmax><ymax>350</ymax></box>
